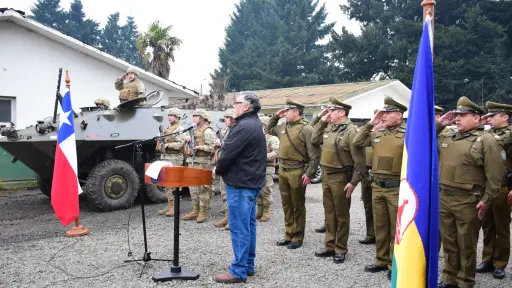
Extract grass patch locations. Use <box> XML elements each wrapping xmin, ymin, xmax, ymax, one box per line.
<box><xmin>0</xmin><ymin>181</ymin><xmax>5</xmax><ymax>190</ymax></box>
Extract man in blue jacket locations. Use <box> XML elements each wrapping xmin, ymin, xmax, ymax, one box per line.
<box><xmin>214</xmin><ymin>91</ymin><xmax>267</xmax><ymax>283</ymax></box>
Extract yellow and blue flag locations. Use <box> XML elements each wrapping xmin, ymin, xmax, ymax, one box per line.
<box><xmin>391</xmin><ymin>14</ymin><xmax>439</xmax><ymax>288</ymax></box>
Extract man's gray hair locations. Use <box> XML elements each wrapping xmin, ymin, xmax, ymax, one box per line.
<box><xmin>240</xmin><ymin>91</ymin><xmax>261</xmax><ymax>113</ymax></box>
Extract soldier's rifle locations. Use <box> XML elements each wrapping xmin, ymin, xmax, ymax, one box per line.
<box><xmin>158</xmin><ymin>125</ymin><xmax>166</xmax><ymax>160</ymax></box>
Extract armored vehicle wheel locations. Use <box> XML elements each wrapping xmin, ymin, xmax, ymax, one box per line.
<box><xmin>84</xmin><ymin>159</ymin><xmax>139</xmax><ymax>211</ymax></box>
<box><xmin>36</xmin><ymin>174</ymin><xmax>52</xmax><ymax>198</ymax></box>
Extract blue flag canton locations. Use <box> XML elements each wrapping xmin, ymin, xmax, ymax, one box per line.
<box><xmin>57</xmin><ymin>90</ymin><xmax>75</xmax><ymax>144</ymax></box>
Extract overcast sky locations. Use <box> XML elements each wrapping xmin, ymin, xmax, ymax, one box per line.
<box><xmin>3</xmin><ymin>0</ymin><xmax>360</xmax><ymax>94</ymax></box>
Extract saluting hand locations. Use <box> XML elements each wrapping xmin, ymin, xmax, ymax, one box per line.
<box><xmin>370</xmin><ymin>111</ymin><xmax>384</xmax><ymax>126</ymax></box>
<box><xmin>439</xmin><ymin>111</ymin><xmax>456</xmax><ymax>126</ymax></box>
<box><xmin>321</xmin><ymin>110</ymin><xmax>331</xmax><ymax>122</ymax></box>
<box><xmin>276</xmin><ymin>109</ymin><xmax>287</xmax><ymax>118</ymax></box>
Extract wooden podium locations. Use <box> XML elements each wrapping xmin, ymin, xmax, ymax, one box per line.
<box><xmin>144</xmin><ymin>164</ymin><xmax>213</xmax><ymax>282</ymax></box>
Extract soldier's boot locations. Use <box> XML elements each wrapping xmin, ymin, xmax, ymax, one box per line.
<box><xmin>196</xmin><ymin>206</ymin><xmax>207</xmax><ymax>223</ymax></box>
<box><xmin>183</xmin><ymin>204</ymin><xmax>199</xmax><ymax>220</ymax></box>
<box><xmin>164</xmin><ymin>200</ymin><xmax>174</xmax><ymax>217</ymax></box>
<box><xmin>214</xmin><ymin>214</ymin><xmax>229</xmax><ymax>228</ymax></box>
<box><xmin>259</xmin><ymin>205</ymin><xmax>270</xmax><ymax>222</ymax></box>
<box><xmin>157</xmin><ymin>204</ymin><xmax>170</xmax><ymax>215</ymax></box>
<box><xmin>256</xmin><ymin>204</ymin><xmax>263</xmax><ymax>219</ymax></box>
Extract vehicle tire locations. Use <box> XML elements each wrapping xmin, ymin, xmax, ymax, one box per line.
<box><xmin>310</xmin><ymin>165</ymin><xmax>322</xmax><ymax>184</ymax></box>
<box><xmin>84</xmin><ymin>159</ymin><xmax>139</xmax><ymax>211</ymax></box>
<box><xmin>36</xmin><ymin>174</ymin><xmax>52</xmax><ymax>198</ymax></box>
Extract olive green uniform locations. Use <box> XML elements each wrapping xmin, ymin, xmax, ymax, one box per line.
<box><xmin>361</xmin><ymin>147</ymin><xmax>375</xmax><ymax>242</ymax></box>
<box><xmin>266</xmin><ymin>99</ymin><xmax>320</xmax><ymax>245</ymax></box>
<box><xmin>312</xmin><ymin>110</ymin><xmax>365</xmax><ymax>255</ymax></box>
<box><xmin>213</xmin><ymin>124</ymin><xmax>233</xmax><ymax>229</ymax></box>
<box><xmin>354</xmin><ymin>121</ymin><xmax>405</xmax><ymax>270</ymax></box>
<box><xmin>353</xmin><ymin>96</ymin><xmax>408</xmax><ymax>271</ymax></box>
<box><xmin>437</xmin><ymin>97</ymin><xmax>504</xmax><ymax>288</ymax></box>
<box><xmin>479</xmin><ymin>101</ymin><xmax>512</xmax><ymax>273</ymax></box>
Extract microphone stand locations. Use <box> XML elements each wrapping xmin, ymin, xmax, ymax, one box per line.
<box><xmin>115</xmin><ymin>129</ymin><xmax>186</xmax><ymax>277</ymax></box>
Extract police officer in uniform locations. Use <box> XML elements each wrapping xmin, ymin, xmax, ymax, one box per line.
<box><xmin>266</xmin><ymin>99</ymin><xmax>321</xmax><ymax>249</ymax></box>
<box><xmin>258</xmin><ymin>115</ymin><xmax>280</xmax><ymax>222</ymax></box>
<box><xmin>214</xmin><ymin>109</ymin><xmax>236</xmax><ymax>229</ymax></box>
<box><xmin>183</xmin><ymin>109</ymin><xmax>216</xmax><ymax>223</ymax></box>
<box><xmin>359</xmin><ymin>109</ymin><xmax>379</xmax><ymax>245</ymax></box>
<box><xmin>435</xmin><ymin>105</ymin><xmax>444</xmax><ymax>120</ymax></box>
<box><xmin>311</xmin><ymin>97</ymin><xmax>365</xmax><ymax>263</ymax></box>
<box><xmin>436</xmin><ymin>96</ymin><xmax>504</xmax><ymax>288</ymax></box>
<box><xmin>353</xmin><ymin>96</ymin><xmax>407</xmax><ymax>279</ymax></box>
<box><xmin>156</xmin><ymin>107</ymin><xmax>186</xmax><ymax>217</ymax></box>
<box><xmin>475</xmin><ymin>101</ymin><xmax>512</xmax><ymax>279</ymax></box>
<box><xmin>115</xmin><ymin>67</ymin><xmax>146</xmax><ymax>103</ymax></box>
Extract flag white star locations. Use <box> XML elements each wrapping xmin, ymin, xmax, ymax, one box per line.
<box><xmin>59</xmin><ymin>110</ymin><xmax>71</xmax><ymax>129</ymax></box>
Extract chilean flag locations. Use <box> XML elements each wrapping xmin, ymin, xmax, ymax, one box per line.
<box><xmin>51</xmin><ymin>88</ymin><xmax>82</xmax><ymax>227</ymax></box>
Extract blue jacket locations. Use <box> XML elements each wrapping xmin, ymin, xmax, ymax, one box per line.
<box><xmin>215</xmin><ymin>111</ymin><xmax>266</xmax><ymax>189</ymax></box>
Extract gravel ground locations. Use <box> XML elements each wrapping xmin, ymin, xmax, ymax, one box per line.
<box><xmin>0</xmin><ymin>184</ymin><xmax>510</xmax><ymax>288</ymax></box>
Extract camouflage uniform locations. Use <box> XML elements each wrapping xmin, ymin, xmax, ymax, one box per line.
<box><xmin>183</xmin><ymin>109</ymin><xmax>216</xmax><ymax>223</ymax></box>
<box><xmin>214</xmin><ymin>109</ymin><xmax>235</xmax><ymax>229</ymax></box>
<box><xmin>115</xmin><ymin>67</ymin><xmax>146</xmax><ymax>103</ymax></box>
<box><xmin>94</xmin><ymin>98</ymin><xmax>110</xmax><ymax>110</ymax></box>
<box><xmin>156</xmin><ymin>107</ymin><xmax>186</xmax><ymax>217</ymax></box>
<box><xmin>257</xmin><ymin>115</ymin><xmax>280</xmax><ymax>222</ymax></box>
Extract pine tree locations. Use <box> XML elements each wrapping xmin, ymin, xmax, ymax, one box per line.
<box><xmin>61</xmin><ymin>0</ymin><xmax>100</xmax><ymax>47</ymax></box>
<box><xmin>30</xmin><ymin>0</ymin><xmax>65</xmax><ymax>30</ymax></box>
<box><xmin>217</xmin><ymin>0</ymin><xmax>334</xmax><ymax>91</ymax></box>
<box><xmin>100</xmin><ymin>13</ymin><xmax>123</xmax><ymax>58</ymax></box>
<box><xmin>329</xmin><ymin>0</ymin><xmax>512</xmax><ymax>107</ymax></box>
<box><xmin>121</xmin><ymin>16</ymin><xmax>142</xmax><ymax>67</ymax></box>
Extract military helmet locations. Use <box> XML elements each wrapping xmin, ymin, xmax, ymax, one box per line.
<box><xmin>167</xmin><ymin>107</ymin><xmax>181</xmax><ymax>118</ymax></box>
<box><xmin>94</xmin><ymin>98</ymin><xmax>110</xmax><ymax>108</ymax></box>
<box><xmin>224</xmin><ymin>109</ymin><xmax>235</xmax><ymax>118</ymax></box>
<box><xmin>260</xmin><ymin>115</ymin><xmax>270</xmax><ymax>127</ymax></box>
<box><xmin>126</xmin><ymin>67</ymin><xmax>139</xmax><ymax>77</ymax></box>
<box><xmin>192</xmin><ymin>109</ymin><xmax>210</xmax><ymax>121</ymax></box>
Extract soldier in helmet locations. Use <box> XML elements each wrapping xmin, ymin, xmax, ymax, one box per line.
<box><xmin>213</xmin><ymin>109</ymin><xmax>236</xmax><ymax>229</ymax></box>
<box><xmin>94</xmin><ymin>98</ymin><xmax>110</xmax><ymax>110</ymax></box>
<box><xmin>156</xmin><ymin>107</ymin><xmax>186</xmax><ymax>217</ymax></box>
<box><xmin>258</xmin><ymin>115</ymin><xmax>280</xmax><ymax>222</ymax></box>
<box><xmin>474</xmin><ymin>101</ymin><xmax>512</xmax><ymax>280</ymax></box>
<box><xmin>436</xmin><ymin>96</ymin><xmax>504</xmax><ymax>288</ymax></box>
<box><xmin>266</xmin><ymin>99</ymin><xmax>321</xmax><ymax>249</ymax></box>
<box><xmin>311</xmin><ymin>97</ymin><xmax>365</xmax><ymax>264</ymax></box>
<box><xmin>353</xmin><ymin>95</ymin><xmax>408</xmax><ymax>279</ymax></box>
<box><xmin>115</xmin><ymin>67</ymin><xmax>146</xmax><ymax>104</ymax></box>
<box><xmin>183</xmin><ymin>109</ymin><xmax>216</xmax><ymax>223</ymax></box>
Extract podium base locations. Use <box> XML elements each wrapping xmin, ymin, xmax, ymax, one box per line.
<box><xmin>152</xmin><ymin>265</ymin><xmax>200</xmax><ymax>282</ymax></box>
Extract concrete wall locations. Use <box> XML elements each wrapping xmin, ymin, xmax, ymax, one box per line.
<box><xmin>0</xmin><ymin>22</ymin><xmax>175</xmax><ymax>128</ymax></box>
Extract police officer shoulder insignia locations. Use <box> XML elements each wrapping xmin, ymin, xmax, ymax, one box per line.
<box><xmin>476</xmin><ymin>137</ymin><xmax>482</xmax><ymax>142</ymax></box>
<box><xmin>323</xmin><ymin>134</ymin><xmax>329</xmax><ymax>138</ymax></box>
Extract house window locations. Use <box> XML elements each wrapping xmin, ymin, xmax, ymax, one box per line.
<box><xmin>0</xmin><ymin>97</ymin><xmax>15</xmax><ymax>124</ymax></box>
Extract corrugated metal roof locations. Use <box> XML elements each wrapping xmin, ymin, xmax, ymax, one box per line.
<box><xmin>227</xmin><ymin>80</ymin><xmax>398</xmax><ymax>107</ymax></box>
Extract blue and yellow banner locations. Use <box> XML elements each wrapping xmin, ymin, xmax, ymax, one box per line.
<box><xmin>391</xmin><ymin>15</ymin><xmax>439</xmax><ymax>288</ymax></box>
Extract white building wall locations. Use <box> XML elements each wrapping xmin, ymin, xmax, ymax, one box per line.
<box><xmin>0</xmin><ymin>22</ymin><xmax>174</xmax><ymax>128</ymax></box>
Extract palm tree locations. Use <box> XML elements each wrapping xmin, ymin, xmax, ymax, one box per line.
<box><xmin>136</xmin><ymin>21</ymin><xmax>182</xmax><ymax>79</ymax></box>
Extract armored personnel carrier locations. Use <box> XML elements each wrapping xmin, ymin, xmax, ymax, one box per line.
<box><xmin>0</xmin><ymin>86</ymin><xmax>226</xmax><ymax>212</ymax></box>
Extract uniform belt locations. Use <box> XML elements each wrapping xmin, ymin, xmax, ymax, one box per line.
<box><xmin>374</xmin><ymin>178</ymin><xmax>400</xmax><ymax>188</ymax></box>
<box><xmin>165</xmin><ymin>150</ymin><xmax>181</xmax><ymax>154</ymax></box>
<box><xmin>280</xmin><ymin>167</ymin><xmax>303</xmax><ymax>172</ymax></box>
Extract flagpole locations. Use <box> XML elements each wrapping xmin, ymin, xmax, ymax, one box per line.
<box><xmin>421</xmin><ymin>0</ymin><xmax>435</xmax><ymax>40</ymax></box>
<box><xmin>63</xmin><ymin>70</ymin><xmax>89</xmax><ymax>237</ymax></box>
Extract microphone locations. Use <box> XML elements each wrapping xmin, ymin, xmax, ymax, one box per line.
<box><xmin>182</xmin><ymin>122</ymin><xmax>197</xmax><ymax>133</ymax></box>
